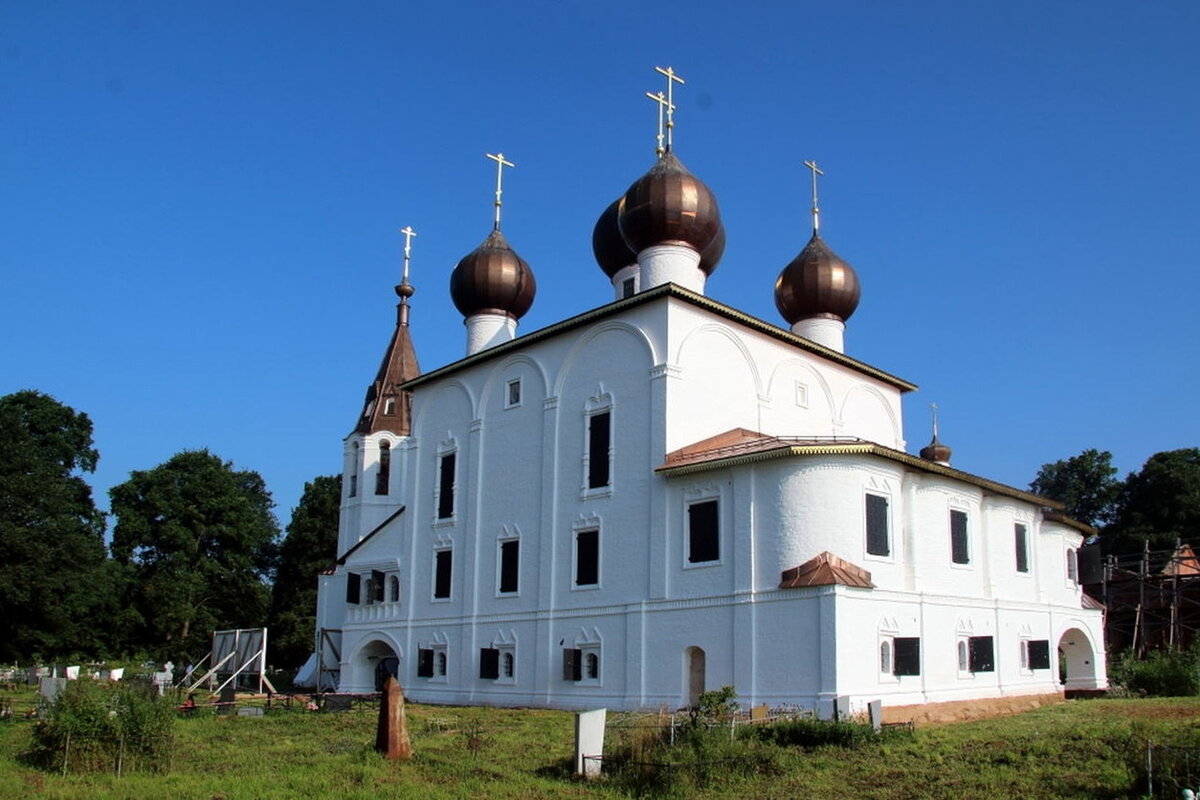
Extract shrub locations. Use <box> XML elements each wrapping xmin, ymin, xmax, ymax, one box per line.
<box><xmin>1112</xmin><ymin>647</ymin><xmax>1200</xmax><ymax>697</ymax></box>
<box><xmin>27</xmin><ymin>678</ymin><xmax>175</xmax><ymax>774</ymax></box>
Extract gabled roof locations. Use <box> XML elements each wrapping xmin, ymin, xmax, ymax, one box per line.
<box><xmin>659</xmin><ymin>428</ymin><xmax>1066</xmax><ymax>511</ymax></box>
<box><xmin>780</xmin><ymin>551</ymin><xmax>874</xmax><ymax>589</ymax></box>
<box><xmin>401</xmin><ymin>283</ymin><xmax>916</xmax><ymax>393</ymax></box>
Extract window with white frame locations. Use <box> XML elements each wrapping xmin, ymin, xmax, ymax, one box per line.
<box><xmin>498</xmin><ymin>538</ymin><xmax>519</xmax><ymax>594</ymax></box>
<box><xmin>506</xmin><ymin>379</ymin><xmax>521</xmax><ymax>408</ymax></box>
<box><xmin>1066</xmin><ymin>547</ymin><xmax>1079</xmax><ymax>584</ymax></box>
<box><xmin>950</xmin><ymin>509</ymin><xmax>970</xmax><ymax>564</ymax></box>
<box><xmin>687</xmin><ymin>499</ymin><xmax>719</xmax><ymax>564</ymax></box>
<box><xmin>433</xmin><ymin>548</ymin><xmax>452</xmax><ymax>599</ymax></box>
<box><xmin>436</xmin><ymin>450</ymin><xmax>456</xmax><ymax>520</ymax></box>
<box><xmin>375</xmin><ymin>441</ymin><xmax>391</xmax><ymax>495</ymax></box>
<box><xmin>1015</xmin><ymin>523</ymin><xmax>1030</xmax><ymax>573</ymax></box>
<box><xmin>575</xmin><ymin>528</ymin><xmax>599</xmax><ymax>587</ymax></box>
<box><xmin>418</xmin><ymin>644</ymin><xmax>448</xmax><ymax>680</ymax></box>
<box><xmin>586</xmin><ymin>410</ymin><xmax>611</xmax><ymax>490</ymax></box>
<box><xmin>865</xmin><ymin>493</ymin><xmax>890</xmax><ymax>557</ymax></box>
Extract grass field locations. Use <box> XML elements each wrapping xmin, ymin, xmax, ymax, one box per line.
<box><xmin>2</xmin><ymin>688</ymin><xmax>1199</xmax><ymax>799</ymax></box>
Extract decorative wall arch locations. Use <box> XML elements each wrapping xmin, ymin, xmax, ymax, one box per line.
<box><xmin>553</xmin><ymin>321</ymin><xmax>658</xmax><ymax>398</ymax></box>
<box><xmin>478</xmin><ymin>353</ymin><xmax>551</xmax><ymax>417</ymax></box>
<box><xmin>837</xmin><ymin>383</ymin><xmax>902</xmax><ymax>445</ymax></box>
<box><xmin>766</xmin><ymin>358</ymin><xmax>837</xmax><ymax>420</ymax></box>
<box><xmin>411</xmin><ymin>379</ymin><xmax>477</xmax><ymax>431</ymax></box>
<box><xmin>673</xmin><ymin>323</ymin><xmax>764</xmax><ymax>398</ymax></box>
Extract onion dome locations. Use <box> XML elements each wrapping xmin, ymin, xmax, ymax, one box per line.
<box><xmin>920</xmin><ymin>434</ymin><xmax>953</xmax><ymax>464</ymax></box>
<box><xmin>449</xmin><ymin>229</ymin><xmax>536</xmax><ymax>319</ymax></box>
<box><xmin>698</xmin><ymin>220</ymin><xmax>725</xmax><ymax>276</ymax></box>
<box><xmin>617</xmin><ymin>151</ymin><xmax>722</xmax><ymax>264</ymax></box>
<box><xmin>774</xmin><ymin>232</ymin><xmax>861</xmax><ymax>324</ymax></box>
<box><xmin>592</xmin><ymin>198</ymin><xmax>637</xmax><ymax>278</ymax></box>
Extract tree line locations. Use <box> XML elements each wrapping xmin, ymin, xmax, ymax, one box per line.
<box><xmin>0</xmin><ymin>389</ymin><xmax>339</xmax><ymax>669</ymax></box>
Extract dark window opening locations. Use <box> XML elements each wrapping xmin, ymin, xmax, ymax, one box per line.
<box><xmin>587</xmin><ymin>411</ymin><xmax>611</xmax><ymax>489</ymax></box>
<box><xmin>585</xmin><ymin>652</ymin><xmax>599</xmax><ymax>680</ymax></box>
<box><xmin>345</xmin><ymin>572</ymin><xmax>361</xmax><ymax>605</ymax></box>
<box><xmin>375</xmin><ymin>442</ymin><xmax>391</xmax><ymax>495</ymax></box>
<box><xmin>436</xmin><ymin>652</ymin><xmax>446</xmax><ymax>676</ymax></box>
<box><xmin>866</xmin><ymin>494</ymin><xmax>889</xmax><ymax>556</ymax></box>
<box><xmin>384</xmin><ymin>397</ymin><xmax>395</xmax><ymax>415</ymax></box>
<box><xmin>951</xmin><ymin>509</ymin><xmax>970</xmax><ymax>564</ymax></box>
<box><xmin>1066</xmin><ymin>548</ymin><xmax>1078</xmax><ymax>583</ymax></box>
<box><xmin>507</xmin><ymin>380</ymin><xmax>521</xmax><ymax>406</ymax></box>
<box><xmin>388</xmin><ymin>575</ymin><xmax>400</xmax><ymax>602</ymax></box>
<box><xmin>576</xmin><ymin>529</ymin><xmax>599</xmax><ymax>586</ymax></box>
<box><xmin>968</xmin><ymin>635</ymin><xmax>995</xmax><ymax>672</ymax></box>
<box><xmin>370</xmin><ymin>569</ymin><xmax>385</xmax><ymax>603</ymax></box>
<box><xmin>893</xmin><ymin>637</ymin><xmax>921</xmax><ymax>676</ymax></box>
<box><xmin>1028</xmin><ymin>639</ymin><xmax>1051</xmax><ymax>670</ymax></box>
<box><xmin>1015</xmin><ymin>523</ymin><xmax>1029</xmax><ymax>572</ymax></box>
<box><xmin>499</xmin><ymin>540</ymin><xmax>519</xmax><ymax>593</ymax></box>
<box><xmin>434</xmin><ymin>550</ymin><xmax>452</xmax><ymax>599</ymax></box>
<box><xmin>688</xmin><ymin>500</ymin><xmax>719</xmax><ymax>563</ymax></box>
<box><xmin>417</xmin><ymin>649</ymin><xmax>434</xmax><ymax>678</ymax></box>
<box><xmin>437</xmin><ymin>452</ymin><xmax>456</xmax><ymax>519</ymax></box>
<box><xmin>349</xmin><ymin>474</ymin><xmax>357</xmax><ymax>498</ymax></box>
<box><xmin>621</xmin><ymin>277</ymin><xmax>635</xmax><ymax>299</ymax></box>
<box><xmin>502</xmin><ymin>652</ymin><xmax>514</xmax><ymax>678</ymax></box>
<box><xmin>479</xmin><ymin>648</ymin><xmax>500</xmax><ymax>680</ymax></box>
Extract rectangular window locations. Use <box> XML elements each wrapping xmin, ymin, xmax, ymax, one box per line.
<box><xmin>866</xmin><ymin>494</ymin><xmax>890</xmax><ymax>556</ymax></box>
<box><xmin>968</xmin><ymin>635</ymin><xmax>995</xmax><ymax>672</ymax></box>
<box><xmin>687</xmin><ymin>500</ymin><xmax>719</xmax><ymax>563</ymax></box>
<box><xmin>437</xmin><ymin>452</ymin><xmax>456</xmax><ymax>519</ymax></box>
<box><xmin>562</xmin><ymin>648</ymin><xmax>582</xmax><ymax>681</ymax></box>
<box><xmin>1015</xmin><ymin>523</ymin><xmax>1029</xmax><ymax>572</ymax></box>
<box><xmin>375</xmin><ymin>444</ymin><xmax>391</xmax><ymax>495</ymax></box>
<box><xmin>1027</xmin><ymin>639</ymin><xmax>1051</xmax><ymax>670</ymax></box>
<box><xmin>417</xmin><ymin>648</ymin><xmax>434</xmax><ymax>678</ymax></box>
<box><xmin>506</xmin><ymin>379</ymin><xmax>521</xmax><ymax>407</ymax></box>
<box><xmin>587</xmin><ymin>412</ymin><xmax>611</xmax><ymax>489</ymax></box>
<box><xmin>479</xmin><ymin>648</ymin><xmax>500</xmax><ymax>680</ymax></box>
<box><xmin>622</xmin><ymin>277</ymin><xmax>635</xmax><ymax>298</ymax></box>
<box><xmin>370</xmin><ymin>569</ymin><xmax>385</xmax><ymax>603</ymax></box>
<box><xmin>894</xmin><ymin>637</ymin><xmax>921</xmax><ymax>676</ymax></box>
<box><xmin>951</xmin><ymin>509</ymin><xmax>970</xmax><ymax>564</ymax></box>
<box><xmin>1066</xmin><ymin>548</ymin><xmax>1078</xmax><ymax>583</ymax></box>
<box><xmin>349</xmin><ymin>474</ymin><xmax>357</xmax><ymax>498</ymax></box>
<box><xmin>499</xmin><ymin>540</ymin><xmax>519</xmax><ymax>593</ymax></box>
<box><xmin>576</xmin><ymin>529</ymin><xmax>599</xmax><ymax>586</ymax></box>
<box><xmin>434</xmin><ymin>550</ymin><xmax>452</xmax><ymax>599</ymax></box>
<box><xmin>345</xmin><ymin>572</ymin><xmax>361</xmax><ymax>605</ymax></box>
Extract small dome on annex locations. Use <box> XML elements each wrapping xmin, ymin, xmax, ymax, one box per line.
<box><xmin>449</xmin><ymin>228</ymin><xmax>536</xmax><ymax>320</ymax></box>
<box><xmin>774</xmin><ymin>231</ymin><xmax>861</xmax><ymax>324</ymax></box>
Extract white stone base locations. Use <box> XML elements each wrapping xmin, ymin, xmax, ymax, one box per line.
<box><xmin>638</xmin><ymin>244</ymin><xmax>705</xmax><ymax>294</ymax></box>
<box><xmin>792</xmin><ymin>317</ymin><xmax>846</xmax><ymax>352</ymax></box>
<box><xmin>465</xmin><ymin>313</ymin><xmax>517</xmax><ymax>355</ymax></box>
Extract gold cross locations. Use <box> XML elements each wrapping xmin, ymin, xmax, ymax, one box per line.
<box><xmin>399</xmin><ymin>225</ymin><xmax>417</xmax><ymax>284</ymax></box>
<box><xmin>804</xmin><ymin>160</ymin><xmax>825</xmax><ymax>233</ymax></box>
<box><xmin>644</xmin><ymin>90</ymin><xmax>674</xmax><ymax>157</ymax></box>
<box><xmin>486</xmin><ymin>152</ymin><xmax>515</xmax><ymax>230</ymax></box>
<box><xmin>654</xmin><ymin>66</ymin><xmax>685</xmax><ymax>151</ymax></box>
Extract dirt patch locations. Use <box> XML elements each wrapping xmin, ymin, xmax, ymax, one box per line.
<box><xmin>882</xmin><ymin>692</ymin><xmax>1065</xmax><ymax>725</ymax></box>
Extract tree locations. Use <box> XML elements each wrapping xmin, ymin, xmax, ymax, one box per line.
<box><xmin>1106</xmin><ymin>448</ymin><xmax>1200</xmax><ymax>556</ymax></box>
<box><xmin>0</xmin><ymin>390</ymin><xmax>109</xmax><ymax>661</ymax></box>
<box><xmin>268</xmin><ymin>474</ymin><xmax>341</xmax><ymax>670</ymax></box>
<box><xmin>109</xmin><ymin>450</ymin><xmax>279</xmax><ymax>660</ymax></box>
<box><xmin>1030</xmin><ymin>448</ymin><xmax>1122</xmax><ymax>529</ymax></box>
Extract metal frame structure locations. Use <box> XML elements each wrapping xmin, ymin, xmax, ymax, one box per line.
<box><xmin>185</xmin><ymin>628</ymin><xmax>277</xmax><ymax>695</ymax></box>
<box><xmin>1088</xmin><ymin>541</ymin><xmax>1200</xmax><ymax>655</ymax></box>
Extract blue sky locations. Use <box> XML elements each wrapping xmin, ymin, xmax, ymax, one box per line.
<box><xmin>3</xmin><ymin>1</ymin><xmax>1198</xmax><ymax>531</ymax></box>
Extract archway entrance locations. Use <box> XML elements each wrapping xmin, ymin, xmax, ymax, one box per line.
<box><xmin>356</xmin><ymin>639</ymin><xmax>400</xmax><ymax>692</ymax></box>
<box><xmin>686</xmin><ymin>647</ymin><xmax>706</xmax><ymax>707</ymax></box>
<box><xmin>1058</xmin><ymin>628</ymin><xmax>1097</xmax><ymax>689</ymax></box>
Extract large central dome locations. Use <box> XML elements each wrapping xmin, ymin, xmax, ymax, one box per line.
<box><xmin>617</xmin><ymin>151</ymin><xmax>722</xmax><ymax>265</ymax></box>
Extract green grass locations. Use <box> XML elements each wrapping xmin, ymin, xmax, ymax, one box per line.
<box><xmin>2</xmin><ymin>688</ymin><xmax>1199</xmax><ymax>799</ymax></box>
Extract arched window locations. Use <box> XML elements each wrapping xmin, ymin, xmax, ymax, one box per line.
<box><xmin>349</xmin><ymin>442</ymin><xmax>359</xmax><ymax>497</ymax></box>
<box><xmin>957</xmin><ymin>640</ymin><xmax>969</xmax><ymax>672</ymax></box>
<box><xmin>436</xmin><ymin>652</ymin><xmax>447</xmax><ymax>676</ymax></box>
<box><xmin>502</xmin><ymin>652</ymin><xmax>514</xmax><ymax>678</ymax></box>
<box><xmin>375</xmin><ymin>442</ymin><xmax>391</xmax><ymax>495</ymax></box>
<box><xmin>880</xmin><ymin>640</ymin><xmax>892</xmax><ymax>674</ymax></box>
<box><xmin>585</xmin><ymin>652</ymin><xmax>599</xmax><ymax>680</ymax></box>
<box><xmin>388</xmin><ymin>575</ymin><xmax>400</xmax><ymax>602</ymax></box>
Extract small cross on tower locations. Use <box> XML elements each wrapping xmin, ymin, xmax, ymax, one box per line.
<box><xmin>803</xmin><ymin>159</ymin><xmax>825</xmax><ymax>233</ymax></box>
<box><xmin>486</xmin><ymin>152</ymin><xmax>515</xmax><ymax>231</ymax></box>
<box><xmin>399</xmin><ymin>225</ymin><xmax>417</xmax><ymax>285</ymax></box>
<box><xmin>644</xmin><ymin>90</ymin><xmax>674</xmax><ymax>157</ymax></box>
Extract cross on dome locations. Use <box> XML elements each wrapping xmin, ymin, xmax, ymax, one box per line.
<box><xmin>486</xmin><ymin>152</ymin><xmax>515</xmax><ymax>231</ymax></box>
<box><xmin>653</xmin><ymin>65</ymin><xmax>685</xmax><ymax>152</ymax></box>
<box><xmin>644</xmin><ymin>90</ymin><xmax>674</xmax><ymax>157</ymax></box>
<box><xmin>804</xmin><ymin>159</ymin><xmax>824</xmax><ymax>233</ymax></box>
<box><xmin>399</xmin><ymin>225</ymin><xmax>417</xmax><ymax>286</ymax></box>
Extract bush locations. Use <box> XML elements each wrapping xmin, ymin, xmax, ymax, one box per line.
<box><xmin>27</xmin><ymin>678</ymin><xmax>175</xmax><ymax>774</ymax></box>
<box><xmin>1112</xmin><ymin>648</ymin><xmax>1200</xmax><ymax>697</ymax></box>
<box><xmin>748</xmin><ymin>716</ymin><xmax>879</xmax><ymax>749</ymax></box>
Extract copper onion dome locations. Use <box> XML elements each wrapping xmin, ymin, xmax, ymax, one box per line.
<box><xmin>920</xmin><ymin>434</ymin><xmax>953</xmax><ymax>464</ymax></box>
<box><xmin>617</xmin><ymin>151</ymin><xmax>722</xmax><ymax>264</ymax></box>
<box><xmin>698</xmin><ymin>220</ymin><xmax>725</xmax><ymax>276</ymax></box>
<box><xmin>774</xmin><ymin>232</ymin><xmax>861</xmax><ymax>325</ymax></box>
<box><xmin>449</xmin><ymin>229</ymin><xmax>536</xmax><ymax>319</ymax></box>
<box><xmin>592</xmin><ymin>198</ymin><xmax>637</xmax><ymax>278</ymax></box>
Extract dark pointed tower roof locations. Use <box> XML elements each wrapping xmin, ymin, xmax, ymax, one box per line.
<box><xmin>774</xmin><ymin>232</ymin><xmax>861</xmax><ymax>325</ymax></box>
<box><xmin>617</xmin><ymin>151</ymin><xmax>723</xmax><ymax>268</ymax></box>
<box><xmin>356</xmin><ymin>278</ymin><xmax>421</xmax><ymax>435</ymax></box>
<box><xmin>449</xmin><ymin>229</ymin><xmax>537</xmax><ymax>319</ymax></box>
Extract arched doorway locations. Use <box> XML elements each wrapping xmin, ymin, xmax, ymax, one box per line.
<box><xmin>685</xmin><ymin>647</ymin><xmax>706</xmax><ymax>707</ymax></box>
<box><xmin>1058</xmin><ymin>628</ymin><xmax>1097</xmax><ymax>689</ymax></box>
<box><xmin>355</xmin><ymin>639</ymin><xmax>400</xmax><ymax>692</ymax></box>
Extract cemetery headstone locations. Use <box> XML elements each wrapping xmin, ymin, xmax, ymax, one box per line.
<box><xmin>574</xmin><ymin>708</ymin><xmax>607</xmax><ymax>778</ymax></box>
<box><xmin>374</xmin><ymin>676</ymin><xmax>413</xmax><ymax>760</ymax></box>
<box><xmin>834</xmin><ymin>695</ymin><xmax>851</xmax><ymax>721</ymax></box>
<box><xmin>868</xmin><ymin>699</ymin><xmax>883</xmax><ymax>732</ymax></box>
<box><xmin>218</xmin><ymin>684</ymin><xmax>237</xmax><ymax>715</ymax></box>
<box><xmin>38</xmin><ymin>677</ymin><xmax>66</xmax><ymax>703</ymax></box>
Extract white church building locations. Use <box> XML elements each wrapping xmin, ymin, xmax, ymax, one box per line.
<box><xmin>310</xmin><ymin>75</ymin><xmax>1106</xmax><ymax>716</ymax></box>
